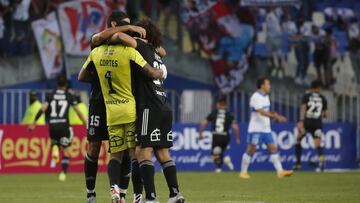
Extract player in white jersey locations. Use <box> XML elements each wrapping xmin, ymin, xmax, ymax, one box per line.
<box><xmin>239</xmin><ymin>77</ymin><xmax>293</xmax><ymax>179</ymax></box>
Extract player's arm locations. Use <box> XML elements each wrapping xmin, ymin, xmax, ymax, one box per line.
<box><xmin>78</xmin><ymin>68</ymin><xmax>93</xmax><ymax>83</ymax></box>
<box><xmin>156</xmin><ymin>46</ymin><xmax>167</xmax><ymax>57</ymax></box>
<box><xmin>78</xmin><ymin>54</ymin><xmax>93</xmax><ymax>83</ymax></box>
<box><xmin>141</xmin><ymin>63</ymin><xmax>166</xmax><ymax>79</ymax></box>
<box><xmin>231</xmin><ymin>120</ymin><xmax>240</xmax><ymax>144</ymax></box>
<box><xmin>113</xmin><ymin>33</ymin><xmax>167</xmax><ymax>57</ymax></box>
<box><xmin>257</xmin><ymin>108</ymin><xmax>287</xmax><ymax>122</ymax></box>
<box><xmin>198</xmin><ymin>118</ymin><xmax>209</xmax><ymax>140</ymax></box>
<box><xmin>28</xmin><ymin>103</ymin><xmax>48</xmax><ymax>131</ymax></box>
<box><xmin>91</xmin><ymin>25</ymin><xmax>146</xmax><ymax>46</ymax></box>
<box><xmin>131</xmin><ymin>49</ymin><xmax>166</xmax><ymax>79</ymax></box>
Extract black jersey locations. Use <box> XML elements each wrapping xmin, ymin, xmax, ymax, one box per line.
<box><xmin>206</xmin><ymin>109</ymin><xmax>235</xmax><ymax>136</ymax></box>
<box><xmin>302</xmin><ymin>92</ymin><xmax>327</xmax><ymax>124</ymax></box>
<box><xmin>45</xmin><ymin>89</ymin><xmax>78</xmax><ymax>125</ymax></box>
<box><xmin>132</xmin><ymin>39</ymin><xmax>168</xmax><ymax>111</ymax></box>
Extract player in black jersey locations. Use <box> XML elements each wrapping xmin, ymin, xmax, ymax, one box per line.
<box><xmin>29</xmin><ymin>76</ymin><xmax>86</xmax><ymax>181</ymax></box>
<box><xmin>199</xmin><ymin>97</ymin><xmax>240</xmax><ymax>172</ymax></box>
<box><xmin>110</xmin><ymin>19</ymin><xmax>185</xmax><ymax>203</ymax></box>
<box><xmin>294</xmin><ymin>80</ymin><xmax>328</xmax><ymax>171</ymax></box>
<box><xmin>198</xmin><ymin>96</ymin><xmax>240</xmax><ymax>173</ymax></box>
<box><xmin>79</xmin><ymin>11</ymin><xmax>147</xmax><ymax>203</ymax></box>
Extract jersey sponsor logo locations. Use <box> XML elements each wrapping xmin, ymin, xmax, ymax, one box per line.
<box><xmin>100</xmin><ymin>59</ymin><xmax>118</xmax><ymax>67</ymax></box>
<box><xmin>105</xmin><ymin>99</ymin><xmax>129</xmax><ymax>105</ymax></box>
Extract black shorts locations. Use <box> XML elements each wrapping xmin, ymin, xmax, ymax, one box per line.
<box><xmin>136</xmin><ymin>108</ymin><xmax>173</xmax><ymax>148</ymax></box>
<box><xmin>49</xmin><ymin>123</ymin><xmax>73</xmax><ymax>148</ymax></box>
<box><xmin>304</xmin><ymin>120</ymin><xmax>323</xmax><ymax>138</ymax></box>
<box><xmin>87</xmin><ymin>99</ymin><xmax>108</xmax><ymax>141</ymax></box>
<box><xmin>211</xmin><ymin>134</ymin><xmax>230</xmax><ymax>155</ymax></box>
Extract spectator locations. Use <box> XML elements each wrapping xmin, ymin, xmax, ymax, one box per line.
<box><xmin>323</xmin><ymin>28</ymin><xmax>337</xmax><ymax>87</ymax></box>
<box><xmin>311</xmin><ymin>25</ymin><xmax>327</xmax><ymax>83</ymax></box>
<box><xmin>12</xmin><ymin>0</ymin><xmax>31</xmax><ymax>42</ymax></box>
<box><xmin>0</xmin><ymin>0</ymin><xmax>10</xmax><ymax>56</ymax></box>
<box><xmin>30</xmin><ymin>0</ymin><xmax>50</xmax><ymax>20</ymax></box>
<box><xmin>292</xmin><ymin>16</ymin><xmax>310</xmax><ymax>85</ymax></box>
<box><xmin>265</xmin><ymin>7</ymin><xmax>283</xmax><ymax>78</ymax></box>
<box><xmin>349</xmin><ymin>30</ymin><xmax>360</xmax><ymax>85</ymax></box>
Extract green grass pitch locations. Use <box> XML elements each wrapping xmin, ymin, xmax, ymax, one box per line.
<box><xmin>0</xmin><ymin>171</ymin><xmax>360</xmax><ymax>203</ymax></box>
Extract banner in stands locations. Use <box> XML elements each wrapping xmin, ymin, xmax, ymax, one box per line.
<box><xmin>0</xmin><ymin>123</ymin><xmax>357</xmax><ymax>173</ymax></box>
<box><xmin>181</xmin><ymin>0</ymin><xmax>254</xmax><ymax>93</ymax></box>
<box><xmin>31</xmin><ymin>12</ymin><xmax>63</xmax><ymax>79</ymax></box>
<box><xmin>57</xmin><ymin>0</ymin><xmax>110</xmax><ymax>55</ymax></box>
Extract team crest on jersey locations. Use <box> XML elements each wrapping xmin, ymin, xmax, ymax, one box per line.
<box><xmin>88</xmin><ymin>127</ymin><xmax>95</xmax><ymax>136</ymax></box>
<box><xmin>150</xmin><ymin>128</ymin><xmax>161</xmax><ymax>142</ymax></box>
<box><xmin>154</xmin><ymin>53</ymin><xmax>162</xmax><ymax>63</ymax></box>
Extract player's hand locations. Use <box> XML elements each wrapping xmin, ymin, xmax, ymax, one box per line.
<box><xmin>130</xmin><ymin>25</ymin><xmax>146</xmax><ymax>39</ymax></box>
<box><xmin>296</xmin><ymin>121</ymin><xmax>304</xmax><ymax>129</ymax></box>
<box><xmin>28</xmin><ymin>124</ymin><xmax>36</xmax><ymax>131</ymax></box>
<box><xmin>276</xmin><ymin>115</ymin><xmax>287</xmax><ymax>122</ymax></box>
<box><xmin>235</xmin><ymin>138</ymin><xmax>240</xmax><ymax>144</ymax></box>
<box><xmin>160</xmin><ymin>65</ymin><xmax>167</xmax><ymax>79</ymax></box>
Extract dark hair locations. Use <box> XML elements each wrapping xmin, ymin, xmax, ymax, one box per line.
<box><xmin>135</xmin><ymin>19</ymin><xmax>163</xmax><ymax>48</ymax></box>
<box><xmin>256</xmin><ymin>77</ymin><xmax>268</xmax><ymax>89</ymax></box>
<box><xmin>217</xmin><ymin>95</ymin><xmax>227</xmax><ymax>104</ymax></box>
<box><xmin>107</xmin><ymin>10</ymin><xmax>129</xmax><ymax>28</ymax></box>
<box><xmin>57</xmin><ymin>75</ymin><xmax>68</xmax><ymax>88</ymax></box>
<box><xmin>311</xmin><ymin>80</ymin><xmax>322</xmax><ymax>89</ymax></box>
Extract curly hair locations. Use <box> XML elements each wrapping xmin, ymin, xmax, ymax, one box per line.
<box><xmin>135</xmin><ymin>19</ymin><xmax>163</xmax><ymax>48</ymax></box>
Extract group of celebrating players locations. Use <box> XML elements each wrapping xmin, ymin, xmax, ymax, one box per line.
<box><xmin>26</xmin><ymin>9</ymin><xmax>329</xmax><ymax>203</ymax></box>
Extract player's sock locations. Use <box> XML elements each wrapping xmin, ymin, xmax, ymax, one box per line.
<box><xmin>132</xmin><ymin>158</ymin><xmax>143</xmax><ymax>195</ymax></box>
<box><xmin>241</xmin><ymin>153</ymin><xmax>252</xmax><ymax>173</ymax></box>
<box><xmin>119</xmin><ymin>155</ymin><xmax>131</xmax><ymax>198</ymax></box>
<box><xmin>270</xmin><ymin>153</ymin><xmax>283</xmax><ymax>172</ymax></box>
<box><xmin>107</xmin><ymin>158</ymin><xmax>122</xmax><ymax>187</ymax></box>
<box><xmin>215</xmin><ymin>155</ymin><xmax>224</xmax><ymax>169</ymax></box>
<box><xmin>295</xmin><ymin>143</ymin><xmax>302</xmax><ymax>165</ymax></box>
<box><xmin>84</xmin><ymin>153</ymin><xmax>98</xmax><ymax>193</ymax></box>
<box><xmin>140</xmin><ymin>160</ymin><xmax>156</xmax><ymax>200</ymax></box>
<box><xmin>61</xmin><ymin>156</ymin><xmax>69</xmax><ymax>173</ymax></box>
<box><xmin>161</xmin><ymin>160</ymin><xmax>180</xmax><ymax>198</ymax></box>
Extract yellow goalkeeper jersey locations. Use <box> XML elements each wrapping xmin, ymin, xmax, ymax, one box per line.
<box><xmin>82</xmin><ymin>45</ymin><xmax>147</xmax><ymax>126</ymax></box>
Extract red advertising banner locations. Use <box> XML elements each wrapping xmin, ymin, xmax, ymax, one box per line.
<box><xmin>0</xmin><ymin>125</ymin><xmax>109</xmax><ymax>173</ymax></box>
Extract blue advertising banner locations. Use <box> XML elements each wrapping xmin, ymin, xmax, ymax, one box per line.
<box><xmin>169</xmin><ymin>123</ymin><xmax>357</xmax><ymax>171</ymax></box>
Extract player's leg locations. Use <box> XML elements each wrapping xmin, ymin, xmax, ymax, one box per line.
<box><xmin>294</xmin><ymin>124</ymin><xmax>306</xmax><ymax>170</ymax></box>
<box><xmin>313</xmin><ymin>129</ymin><xmax>325</xmax><ymax>171</ymax></box>
<box><xmin>221</xmin><ymin>138</ymin><xmax>233</xmax><ymax>171</ymax></box>
<box><xmin>239</xmin><ymin>144</ymin><xmax>256</xmax><ymax>179</ymax></box>
<box><xmin>156</xmin><ymin>148</ymin><xmax>185</xmax><ymax>203</ymax></box>
<box><xmin>239</xmin><ymin>132</ymin><xmax>258</xmax><ymax>178</ymax></box>
<box><xmin>49</xmin><ymin>124</ymin><xmax>60</xmax><ymax>164</ymax></box>
<box><xmin>132</xmin><ymin>146</ymin><xmax>143</xmax><ymax>203</ymax></box>
<box><xmin>118</xmin><ymin>152</ymin><xmax>131</xmax><ymax>200</ymax></box>
<box><xmin>84</xmin><ymin>140</ymin><xmax>102</xmax><ymax>200</ymax></box>
<box><xmin>266</xmin><ymin>134</ymin><xmax>293</xmax><ymax>178</ymax></box>
<box><xmin>58</xmin><ymin>126</ymin><xmax>73</xmax><ymax>181</ymax></box>
<box><xmin>138</xmin><ymin>147</ymin><xmax>157</xmax><ymax>201</ymax></box>
<box><xmin>108</xmin><ymin>124</ymin><xmax>129</xmax><ymax>203</ymax></box>
<box><xmin>211</xmin><ymin>136</ymin><xmax>224</xmax><ymax>172</ymax></box>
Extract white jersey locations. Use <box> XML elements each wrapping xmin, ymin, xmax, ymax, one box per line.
<box><xmin>248</xmin><ymin>91</ymin><xmax>271</xmax><ymax>133</ymax></box>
